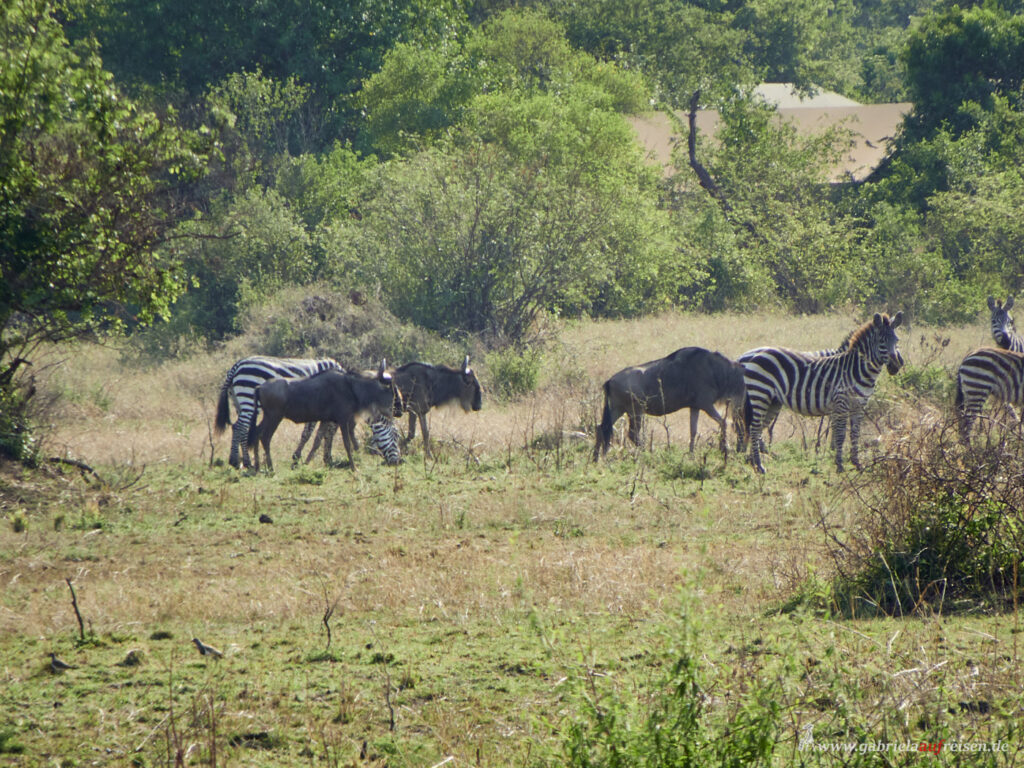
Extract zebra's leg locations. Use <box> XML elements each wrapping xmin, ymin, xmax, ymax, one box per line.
<box><xmin>848</xmin><ymin>407</ymin><xmax>864</xmax><ymax>471</ymax></box>
<box><xmin>303</xmin><ymin>422</ymin><xmax>332</xmax><ymax>464</ymax></box>
<box><xmin>748</xmin><ymin>414</ymin><xmax>767</xmax><ymax>473</ymax></box>
<box><xmin>231</xmin><ymin>403</ymin><xmax>258</xmax><ymax>469</ymax></box>
<box><xmin>759</xmin><ymin>403</ymin><xmax>781</xmax><ymax>456</ymax></box>
<box><xmin>293</xmin><ymin>422</ymin><xmax>317</xmax><ymax>464</ymax></box>
<box><xmin>831</xmin><ymin>407</ymin><xmax>849</xmax><ymax>473</ymax></box>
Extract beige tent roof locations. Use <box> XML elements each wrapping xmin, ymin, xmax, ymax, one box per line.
<box><xmin>630</xmin><ymin>84</ymin><xmax>911</xmax><ymax>182</ymax></box>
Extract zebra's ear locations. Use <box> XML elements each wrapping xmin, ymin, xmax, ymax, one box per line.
<box><xmin>1007</xmin><ymin>297</ymin><xmax>1015</xmax><ymax>311</ymax></box>
<box><xmin>891</xmin><ymin>311</ymin><xmax>903</xmax><ymax>328</ymax></box>
<box><xmin>873</xmin><ymin>313</ymin><xmax>883</xmax><ymax>327</ymax></box>
<box><xmin>988</xmin><ymin>295</ymin><xmax>998</xmax><ymax>311</ymax></box>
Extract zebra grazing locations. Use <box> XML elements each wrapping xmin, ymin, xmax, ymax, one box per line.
<box><xmin>988</xmin><ymin>296</ymin><xmax>1024</xmax><ymax>352</ymax></box>
<box><xmin>367</xmin><ymin>415</ymin><xmax>402</xmax><ymax>465</ymax></box>
<box><xmin>739</xmin><ymin>312</ymin><xmax>903</xmax><ymax>473</ymax></box>
<box><xmin>214</xmin><ymin>356</ymin><xmax>342</xmax><ymax>468</ymax></box>
<box><xmin>955</xmin><ymin>347</ymin><xmax>1024</xmax><ymax>442</ymax></box>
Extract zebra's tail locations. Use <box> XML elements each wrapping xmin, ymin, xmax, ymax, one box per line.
<box><xmin>214</xmin><ymin>378</ymin><xmax>232</xmax><ymax>435</ymax></box>
<box><xmin>954</xmin><ymin>373</ymin><xmax>965</xmax><ymax>415</ymax></box>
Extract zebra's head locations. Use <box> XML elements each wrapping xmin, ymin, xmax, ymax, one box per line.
<box><xmin>850</xmin><ymin>312</ymin><xmax>903</xmax><ymax>372</ymax></box>
<box><xmin>988</xmin><ymin>295</ymin><xmax>1016</xmax><ymax>345</ymax></box>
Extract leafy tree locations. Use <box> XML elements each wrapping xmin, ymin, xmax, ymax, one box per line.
<box><xmin>162</xmin><ymin>188</ymin><xmax>316</xmax><ymax>342</ymax></box>
<box><xmin>0</xmin><ymin>0</ymin><xmax>208</xmax><ymax>457</ymax></box>
<box><xmin>358</xmin><ymin>9</ymin><xmax>647</xmax><ymax>158</ymax></box>
<box><xmin>64</xmin><ymin>0</ymin><xmax>471</xmax><ymax>147</ymax></box>
<box><xmin>346</xmin><ymin>91</ymin><xmax>673</xmax><ymax>342</ymax></box>
<box><xmin>699</xmin><ymin>97</ymin><xmax>859</xmax><ymax>312</ymax></box>
<box><xmin>902</xmin><ymin>3</ymin><xmax>1024</xmax><ymax>141</ymax></box>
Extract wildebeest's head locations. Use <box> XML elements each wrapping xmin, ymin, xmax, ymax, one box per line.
<box><xmin>459</xmin><ymin>356</ymin><xmax>483</xmax><ymax>412</ymax></box>
<box><xmin>376</xmin><ymin>359</ymin><xmax>404</xmax><ymax>417</ymax></box>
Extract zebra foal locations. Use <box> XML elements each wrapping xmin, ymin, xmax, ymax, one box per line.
<box><xmin>955</xmin><ymin>347</ymin><xmax>1024</xmax><ymax>442</ymax></box>
<box><xmin>739</xmin><ymin>312</ymin><xmax>903</xmax><ymax>473</ymax></box>
<box><xmin>214</xmin><ymin>356</ymin><xmax>342</xmax><ymax>468</ymax></box>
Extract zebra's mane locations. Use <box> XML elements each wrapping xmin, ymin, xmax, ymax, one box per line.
<box><xmin>846</xmin><ymin>315</ymin><xmax>890</xmax><ymax>352</ymax></box>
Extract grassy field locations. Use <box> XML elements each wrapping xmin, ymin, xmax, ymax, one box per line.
<box><xmin>2</xmin><ymin>311</ymin><xmax>1022</xmax><ymax>766</ymax></box>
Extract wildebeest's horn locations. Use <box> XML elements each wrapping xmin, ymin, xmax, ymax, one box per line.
<box><xmin>463</xmin><ymin>355</ymin><xmax>470</xmax><ymax>373</ymax></box>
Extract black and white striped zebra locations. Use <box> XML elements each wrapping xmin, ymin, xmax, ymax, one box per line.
<box><xmin>742</xmin><ymin>330</ymin><xmax>905</xmax><ymax>452</ymax></box>
<box><xmin>988</xmin><ymin>296</ymin><xmax>1024</xmax><ymax>352</ymax></box>
<box><xmin>214</xmin><ymin>356</ymin><xmax>342</xmax><ymax>468</ymax></box>
<box><xmin>739</xmin><ymin>312</ymin><xmax>903</xmax><ymax>473</ymax></box>
<box><xmin>955</xmin><ymin>347</ymin><xmax>1024</xmax><ymax>441</ymax></box>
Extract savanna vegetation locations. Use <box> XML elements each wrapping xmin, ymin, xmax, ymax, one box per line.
<box><xmin>4</xmin><ymin>0</ymin><xmax>1024</xmax><ymax>764</ymax></box>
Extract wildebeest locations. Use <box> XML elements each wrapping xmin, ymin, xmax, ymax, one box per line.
<box><xmin>593</xmin><ymin>347</ymin><xmax>747</xmax><ymax>461</ymax></box>
<box><xmin>247</xmin><ymin>362</ymin><xmax>402</xmax><ymax>472</ymax></box>
<box><xmin>391</xmin><ymin>357</ymin><xmax>483</xmax><ymax>457</ymax></box>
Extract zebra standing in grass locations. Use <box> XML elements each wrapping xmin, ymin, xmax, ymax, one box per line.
<box><xmin>748</xmin><ymin>331</ymin><xmax>905</xmax><ymax>451</ymax></box>
<box><xmin>739</xmin><ymin>312</ymin><xmax>903</xmax><ymax>473</ymax></box>
<box><xmin>215</xmin><ymin>356</ymin><xmax>342</xmax><ymax>469</ymax></box>
<box><xmin>988</xmin><ymin>296</ymin><xmax>1024</xmax><ymax>352</ymax></box>
<box><xmin>955</xmin><ymin>347</ymin><xmax>1024</xmax><ymax>442</ymax></box>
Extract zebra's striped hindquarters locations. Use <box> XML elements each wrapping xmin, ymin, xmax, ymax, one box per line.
<box><xmin>956</xmin><ymin>347</ymin><xmax>1024</xmax><ymax>441</ymax></box>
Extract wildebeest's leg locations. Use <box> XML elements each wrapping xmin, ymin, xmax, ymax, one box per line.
<box><xmin>626</xmin><ymin>410</ymin><xmax>644</xmax><ymax>447</ymax></box>
<box><xmin>696</xmin><ymin>406</ymin><xmax>728</xmax><ymax>454</ymax></box>
<box><xmin>406</xmin><ymin>412</ymin><xmax>418</xmax><ymax>444</ymax></box>
<box><xmin>419</xmin><ymin>412</ymin><xmax>433</xmax><ymax>458</ymax></box>
<box><xmin>339</xmin><ymin>417</ymin><xmax>358</xmax><ymax>470</ymax></box>
<box><xmin>259</xmin><ymin>414</ymin><xmax>284</xmax><ymax>473</ymax></box>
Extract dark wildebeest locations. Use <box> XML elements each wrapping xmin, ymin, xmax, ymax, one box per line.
<box><xmin>247</xmin><ymin>362</ymin><xmax>402</xmax><ymax>472</ymax></box>
<box><xmin>593</xmin><ymin>347</ymin><xmax>747</xmax><ymax>461</ymax></box>
<box><xmin>391</xmin><ymin>357</ymin><xmax>483</xmax><ymax>457</ymax></box>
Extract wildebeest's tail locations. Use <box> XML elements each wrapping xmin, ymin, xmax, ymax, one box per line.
<box><xmin>245</xmin><ymin>408</ymin><xmax>262</xmax><ymax>449</ymax></box>
<box><xmin>593</xmin><ymin>381</ymin><xmax>614</xmax><ymax>460</ymax></box>
<box><xmin>214</xmin><ymin>379</ymin><xmax>232</xmax><ymax>435</ymax></box>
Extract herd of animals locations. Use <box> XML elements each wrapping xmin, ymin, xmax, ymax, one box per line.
<box><xmin>213</xmin><ymin>297</ymin><xmax>1024</xmax><ymax>475</ymax></box>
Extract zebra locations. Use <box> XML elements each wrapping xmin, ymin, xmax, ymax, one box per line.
<box><xmin>214</xmin><ymin>356</ymin><xmax>342</xmax><ymax>469</ymax></box>
<box><xmin>739</xmin><ymin>312</ymin><xmax>903</xmax><ymax>473</ymax></box>
<box><xmin>743</xmin><ymin>330</ymin><xmax>905</xmax><ymax>452</ymax></box>
<box><xmin>988</xmin><ymin>296</ymin><xmax>1024</xmax><ymax>352</ymax></box>
<box><xmin>955</xmin><ymin>347</ymin><xmax>1024</xmax><ymax>442</ymax></box>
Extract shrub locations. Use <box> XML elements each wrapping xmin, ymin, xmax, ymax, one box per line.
<box><xmin>824</xmin><ymin>418</ymin><xmax>1024</xmax><ymax>616</ymax></box>
<box><xmin>485</xmin><ymin>346</ymin><xmax>542</xmax><ymax>399</ymax></box>
<box><xmin>237</xmin><ymin>283</ymin><xmax>459</xmax><ymax>369</ymax></box>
